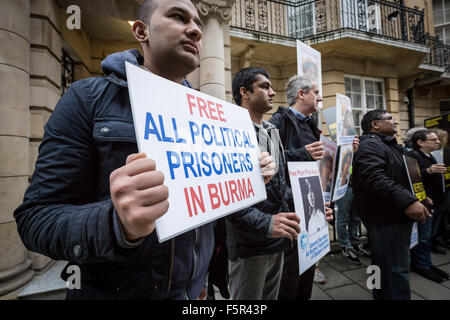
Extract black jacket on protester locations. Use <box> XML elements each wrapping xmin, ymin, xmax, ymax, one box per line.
<box><xmin>353</xmin><ymin>133</ymin><xmax>418</xmax><ymax>225</ymax></box>
<box><xmin>269</xmin><ymin>106</ymin><xmax>320</xmax><ymax>168</ymax></box>
<box><xmin>225</xmin><ymin>121</ymin><xmax>292</xmax><ymax>261</ymax></box>
<box><xmin>269</xmin><ymin>106</ymin><xmax>320</xmax><ymax>300</ymax></box>
<box><xmin>407</xmin><ymin>150</ymin><xmax>445</xmax><ymax>203</ymax></box>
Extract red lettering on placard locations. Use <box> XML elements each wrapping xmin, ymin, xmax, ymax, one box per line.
<box><xmin>185</xmin><ymin>186</ymin><xmax>205</xmax><ymax>217</ymax></box>
<box><xmin>185</xmin><ymin>93</ymin><xmax>227</xmax><ymax>122</ymax></box>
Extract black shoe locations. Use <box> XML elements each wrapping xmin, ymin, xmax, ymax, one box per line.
<box><xmin>429</xmin><ymin>265</ymin><xmax>449</xmax><ymax>280</ymax></box>
<box><xmin>353</xmin><ymin>244</ymin><xmax>371</xmax><ymax>258</ymax></box>
<box><xmin>341</xmin><ymin>247</ymin><xmax>362</xmax><ymax>265</ymax></box>
<box><xmin>431</xmin><ymin>243</ymin><xmax>447</xmax><ymax>255</ymax></box>
<box><xmin>412</xmin><ymin>266</ymin><xmax>444</xmax><ymax>283</ymax></box>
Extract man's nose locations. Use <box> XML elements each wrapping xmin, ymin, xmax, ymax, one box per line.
<box><xmin>269</xmin><ymin>87</ymin><xmax>276</xmax><ymax>97</ymax></box>
<box><xmin>186</xmin><ymin>20</ymin><xmax>203</xmax><ymax>42</ymax></box>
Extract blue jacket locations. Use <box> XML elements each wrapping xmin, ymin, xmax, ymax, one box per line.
<box><xmin>14</xmin><ymin>49</ymin><xmax>214</xmax><ymax>300</ymax></box>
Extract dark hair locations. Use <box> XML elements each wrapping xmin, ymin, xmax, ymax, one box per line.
<box><xmin>361</xmin><ymin>109</ymin><xmax>388</xmax><ymax>134</ymax></box>
<box><xmin>412</xmin><ymin>129</ymin><xmax>434</xmax><ymax>150</ymax></box>
<box><xmin>137</xmin><ymin>0</ymin><xmax>159</xmax><ymax>25</ymax></box>
<box><xmin>232</xmin><ymin>67</ymin><xmax>270</xmax><ymax>106</ymax></box>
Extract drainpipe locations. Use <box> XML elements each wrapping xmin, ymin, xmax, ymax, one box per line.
<box><xmin>407</xmin><ymin>88</ymin><xmax>415</xmax><ymax>128</ymax></box>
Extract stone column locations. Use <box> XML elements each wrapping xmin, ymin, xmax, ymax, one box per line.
<box><xmin>0</xmin><ymin>0</ymin><xmax>34</xmax><ymax>297</ymax></box>
<box><xmin>28</xmin><ymin>0</ymin><xmax>63</xmax><ymax>274</ymax></box>
<box><xmin>194</xmin><ymin>0</ymin><xmax>235</xmax><ymax>100</ymax></box>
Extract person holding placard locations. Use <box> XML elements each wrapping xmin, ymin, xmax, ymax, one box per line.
<box><xmin>353</xmin><ymin>110</ymin><xmax>431</xmax><ymax>300</ymax></box>
<box><xmin>13</xmin><ymin>0</ymin><xmax>275</xmax><ymax>300</ymax></box>
<box><xmin>269</xmin><ymin>75</ymin><xmax>334</xmax><ymax>299</ymax></box>
<box><xmin>407</xmin><ymin>129</ymin><xmax>448</xmax><ymax>282</ymax></box>
<box><xmin>225</xmin><ymin>68</ymin><xmax>300</xmax><ymax>300</ymax></box>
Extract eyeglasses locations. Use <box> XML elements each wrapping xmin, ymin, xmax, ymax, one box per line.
<box><xmin>425</xmin><ymin>138</ymin><xmax>439</xmax><ymax>142</ymax></box>
<box><xmin>378</xmin><ymin>116</ymin><xmax>394</xmax><ymax>121</ymax></box>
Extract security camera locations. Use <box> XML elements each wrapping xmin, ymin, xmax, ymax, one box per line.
<box><xmin>402</xmin><ymin>96</ymin><xmax>410</xmax><ymax>105</ymax></box>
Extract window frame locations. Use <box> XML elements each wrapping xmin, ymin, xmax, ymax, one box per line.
<box><xmin>344</xmin><ymin>74</ymin><xmax>386</xmax><ymax>134</ymax></box>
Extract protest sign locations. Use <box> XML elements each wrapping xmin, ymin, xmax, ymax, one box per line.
<box><xmin>432</xmin><ymin>148</ymin><xmax>445</xmax><ymax>193</ymax></box>
<box><xmin>336</xmin><ymin>93</ymin><xmax>356</xmax><ymax>145</ymax></box>
<box><xmin>125</xmin><ymin>62</ymin><xmax>267</xmax><ymax>242</ymax></box>
<box><xmin>297</xmin><ymin>40</ymin><xmax>322</xmax><ymax>108</ymax></box>
<box><xmin>403</xmin><ymin>155</ymin><xmax>427</xmax><ymax>249</ymax></box>
<box><xmin>318</xmin><ymin>135</ymin><xmax>338</xmax><ymax>203</ymax></box>
<box><xmin>288</xmin><ymin>162</ymin><xmax>330</xmax><ymax>275</ymax></box>
<box><xmin>332</xmin><ymin>143</ymin><xmax>354</xmax><ymax>202</ymax></box>
<box><xmin>322</xmin><ymin>106</ymin><xmax>337</xmax><ymax>142</ymax></box>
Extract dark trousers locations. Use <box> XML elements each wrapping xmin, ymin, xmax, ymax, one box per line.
<box><xmin>366</xmin><ymin>221</ymin><xmax>412</xmax><ymax>300</ymax></box>
<box><xmin>278</xmin><ymin>241</ymin><xmax>315</xmax><ymax>300</ymax></box>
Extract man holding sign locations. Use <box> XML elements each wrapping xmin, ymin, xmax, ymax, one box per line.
<box><xmin>14</xmin><ymin>0</ymin><xmax>274</xmax><ymax>300</ymax></box>
<box><xmin>225</xmin><ymin>68</ymin><xmax>300</xmax><ymax>300</ymax></box>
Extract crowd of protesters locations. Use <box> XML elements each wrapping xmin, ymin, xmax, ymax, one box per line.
<box><xmin>12</xmin><ymin>0</ymin><xmax>449</xmax><ymax>301</ymax></box>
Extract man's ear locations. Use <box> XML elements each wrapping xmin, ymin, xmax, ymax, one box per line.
<box><xmin>132</xmin><ymin>20</ymin><xmax>149</xmax><ymax>44</ymax></box>
<box><xmin>371</xmin><ymin>120</ymin><xmax>379</xmax><ymax>131</ymax></box>
<box><xmin>239</xmin><ymin>87</ymin><xmax>249</xmax><ymax>101</ymax></box>
<box><xmin>297</xmin><ymin>88</ymin><xmax>304</xmax><ymax>101</ymax></box>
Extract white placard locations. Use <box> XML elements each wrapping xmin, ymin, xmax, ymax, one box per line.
<box><xmin>288</xmin><ymin>162</ymin><xmax>330</xmax><ymax>275</ymax></box>
<box><xmin>410</xmin><ymin>222</ymin><xmax>419</xmax><ymax>249</ymax></box>
<box><xmin>125</xmin><ymin>62</ymin><xmax>267</xmax><ymax>242</ymax></box>
<box><xmin>336</xmin><ymin>93</ymin><xmax>356</xmax><ymax>145</ymax></box>
<box><xmin>332</xmin><ymin>143</ymin><xmax>354</xmax><ymax>202</ymax></box>
<box><xmin>297</xmin><ymin>40</ymin><xmax>322</xmax><ymax>109</ymax></box>
<box><xmin>318</xmin><ymin>135</ymin><xmax>338</xmax><ymax>203</ymax></box>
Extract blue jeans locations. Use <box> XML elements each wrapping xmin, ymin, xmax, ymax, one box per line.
<box><xmin>336</xmin><ymin>187</ymin><xmax>360</xmax><ymax>248</ymax></box>
<box><xmin>411</xmin><ymin>215</ymin><xmax>433</xmax><ymax>270</ymax></box>
<box><xmin>365</xmin><ymin>222</ymin><xmax>412</xmax><ymax>300</ymax></box>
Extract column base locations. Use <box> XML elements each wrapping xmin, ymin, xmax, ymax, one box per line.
<box><xmin>0</xmin><ymin>259</ymin><xmax>34</xmax><ymax>297</ymax></box>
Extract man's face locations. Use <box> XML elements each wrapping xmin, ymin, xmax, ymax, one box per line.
<box><xmin>146</xmin><ymin>0</ymin><xmax>203</xmax><ymax>74</ymax></box>
<box><xmin>247</xmin><ymin>74</ymin><xmax>276</xmax><ymax>114</ymax></box>
<box><xmin>341</xmin><ymin>157</ymin><xmax>351</xmax><ymax>180</ymax></box>
<box><xmin>373</xmin><ymin>112</ymin><xmax>398</xmax><ymax>136</ymax></box>
<box><xmin>302</xmin><ymin>82</ymin><xmax>322</xmax><ymax>114</ymax></box>
<box><xmin>420</xmin><ymin>132</ymin><xmax>441</xmax><ymax>152</ymax></box>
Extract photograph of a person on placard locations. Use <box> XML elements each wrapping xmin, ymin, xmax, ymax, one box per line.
<box><xmin>319</xmin><ymin>151</ymin><xmax>335</xmax><ymax>193</ymax></box>
<box><xmin>338</xmin><ymin>149</ymin><xmax>353</xmax><ymax>187</ymax></box>
<box><xmin>341</xmin><ymin>105</ymin><xmax>356</xmax><ymax>136</ymax></box>
<box><xmin>300</xmin><ymin>176</ymin><xmax>327</xmax><ymax>236</ymax></box>
<box><xmin>302</xmin><ymin>57</ymin><xmax>319</xmax><ymax>83</ymax></box>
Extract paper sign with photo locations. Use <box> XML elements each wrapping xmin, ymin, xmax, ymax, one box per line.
<box><xmin>336</xmin><ymin>93</ymin><xmax>356</xmax><ymax>145</ymax></box>
<box><xmin>318</xmin><ymin>135</ymin><xmax>338</xmax><ymax>203</ymax></box>
<box><xmin>432</xmin><ymin>149</ymin><xmax>445</xmax><ymax>193</ymax></box>
<box><xmin>332</xmin><ymin>143</ymin><xmax>354</xmax><ymax>202</ymax></box>
<box><xmin>297</xmin><ymin>40</ymin><xmax>322</xmax><ymax>109</ymax></box>
<box><xmin>403</xmin><ymin>155</ymin><xmax>427</xmax><ymax>249</ymax></box>
<box><xmin>288</xmin><ymin>162</ymin><xmax>330</xmax><ymax>275</ymax></box>
<box><xmin>322</xmin><ymin>106</ymin><xmax>337</xmax><ymax>142</ymax></box>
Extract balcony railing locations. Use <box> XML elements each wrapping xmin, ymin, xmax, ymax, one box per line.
<box><xmin>231</xmin><ymin>0</ymin><xmax>426</xmax><ymax>44</ymax></box>
<box><xmin>423</xmin><ymin>34</ymin><xmax>450</xmax><ymax>71</ymax></box>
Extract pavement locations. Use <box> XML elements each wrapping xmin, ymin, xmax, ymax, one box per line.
<box><xmin>310</xmin><ymin>248</ymin><xmax>450</xmax><ymax>300</ymax></box>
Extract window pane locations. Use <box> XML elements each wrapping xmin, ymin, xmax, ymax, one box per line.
<box><xmin>365</xmin><ymin>80</ymin><xmax>374</xmax><ymax>94</ymax></box>
<box><xmin>352</xmin><ymin>111</ymin><xmax>361</xmax><ymax>127</ymax></box>
<box><xmin>352</xmin><ymin>78</ymin><xmax>361</xmax><ymax>92</ymax></box>
<box><xmin>353</xmin><ymin>93</ymin><xmax>362</xmax><ymax>108</ymax></box>
<box><xmin>375</xmin><ymin>95</ymin><xmax>383</xmax><ymax>109</ymax></box>
<box><xmin>375</xmin><ymin>82</ymin><xmax>382</xmax><ymax>95</ymax></box>
<box><xmin>366</xmin><ymin>95</ymin><xmax>374</xmax><ymax>108</ymax></box>
<box><xmin>345</xmin><ymin>78</ymin><xmax>351</xmax><ymax>91</ymax></box>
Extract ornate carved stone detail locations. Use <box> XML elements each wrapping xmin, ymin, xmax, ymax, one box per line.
<box><xmin>193</xmin><ymin>0</ymin><xmax>235</xmax><ymax>23</ymax></box>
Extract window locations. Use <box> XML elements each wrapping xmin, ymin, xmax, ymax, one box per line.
<box><xmin>433</xmin><ymin>0</ymin><xmax>450</xmax><ymax>44</ymax></box>
<box><xmin>341</xmin><ymin>0</ymin><xmax>381</xmax><ymax>34</ymax></box>
<box><xmin>288</xmin><ymin>1</ymin><xmax>315</xmax><ymax>38</ymax></box>
<box><xmin>344</xmin><ymin>75</ymin><xmax>385</xmax><ymax>134</ymax></box>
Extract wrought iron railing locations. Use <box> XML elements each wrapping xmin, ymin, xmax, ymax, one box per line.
<box><xmin>423</xmin><ymin>34</ymin><xmax>450</xmax><ymax>71</ymax></box>
<box><xmin>231</xmin><ymin>0</ymin><xmax>426</xmax><ymax>44</ymax></box>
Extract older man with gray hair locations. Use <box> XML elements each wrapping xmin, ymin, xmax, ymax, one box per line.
<box><xmin>269</xmin><ymin>74</ymin><xmax>330</xmax><ymax>300</ymax></box>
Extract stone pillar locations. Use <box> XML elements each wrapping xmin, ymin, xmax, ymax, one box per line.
<box><xmin>28</xmin><ymin>0</ymin><xmax>62</xmax><ymax>273</ymax></box>
<box><xmin>194</xmin><ymin>0</ymin><xmax>235</xmax><ymax>100</ymax></box>
<box><xmin>0</xmin><ymin>0</ymin><xmax>34</xmax><ymax>297</ymax></box>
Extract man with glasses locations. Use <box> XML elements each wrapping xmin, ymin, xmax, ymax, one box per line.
<box><xmin>407</xmin><ymin>129</ymin><xmax>448</xmax><ymax>283</ymax></box>
<box><xmin>353</xmin><ymin>110</ymin><xmax>431</xmax><ymax>300</ymax></box>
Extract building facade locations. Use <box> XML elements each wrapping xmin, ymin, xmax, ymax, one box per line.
<box><xmin>0</xmin><ymin>0</ymin><xmax>448</xmax><ymax>298</ymax></box>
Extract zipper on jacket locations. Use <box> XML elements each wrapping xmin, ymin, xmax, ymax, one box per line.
<box><xmin>185</xmin><ymin>228</ymin><xmax>199</xmax><ymax>299</ymax></box>
<box><xmin>166</xmin><ymin>238</ymin><xmax>175</xmax><ymax>297</ymax></box>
